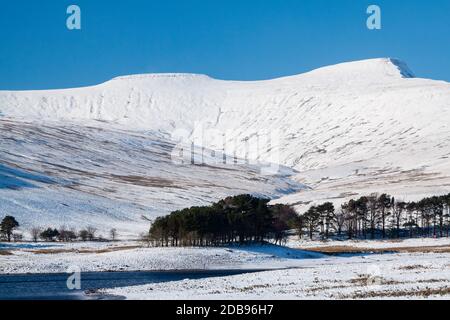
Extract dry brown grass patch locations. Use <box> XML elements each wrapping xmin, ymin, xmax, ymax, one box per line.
<box><xmin>307</xmin><ymin>284</ymin><xmax>350</xmax><ymax>293</ymax></box>
<box><xmin>304</xmin><ymin>246</ymin><xmax>391</xmax><ymax>255</ymax></box>
<box><xmin>304</xmin><ymin>245</ymin><xmax>450</xmax><ymax>255</ymax></box>
<box><xmin>347</xmin><ymin>286</ymin><xmax>450</xmax><ymax>299</ymax></box>
<box><xmin>398</xmin><ymin>265</ymin><xmax>429</xmax><ymax>271</ymax></box>
<box><xmin>28</xmin><ymin>245</ymin><xmax>142</xmax><ymax>255</ymax></box>
<box><xmin>350</xmin><ymin>274</ymin><xmax>400</xmax><ymax>286</ymax></box>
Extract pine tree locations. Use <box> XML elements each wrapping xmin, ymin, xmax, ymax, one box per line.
<box><xmin>377</xmin><ymin>194</ymin><xmax>391</xmax><ymax>238</ymax></box>
<box><xmin>0</xmin><ymin>216</ymin><xmax>19</xmax><ymax>242</ymax></box>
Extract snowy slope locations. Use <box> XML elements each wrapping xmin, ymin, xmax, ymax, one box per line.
<box><xmin>0</xmin><ymin>120</ymin><xmax>301</xmax><ymax>237</ymax></box>
<box><xmin>1</xmin><ymin>58</ymin><xmax>448</xmax><ymax>172</ymax></box>
<box><xmin>0</xmin><ymin>58</ymin><xmax>449</xmax><ymax>234</ymax></box>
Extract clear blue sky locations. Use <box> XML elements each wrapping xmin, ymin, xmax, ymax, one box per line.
<box><xmin>0</xmin><ymin>0</ymin><xmax>449</xmax><ymax>89</ymax></box>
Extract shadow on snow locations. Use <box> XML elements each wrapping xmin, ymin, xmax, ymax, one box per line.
<box><xmin>0</xmin><ymin>163</ymin><xmax>54</xmax><ymax>190</ymax></box>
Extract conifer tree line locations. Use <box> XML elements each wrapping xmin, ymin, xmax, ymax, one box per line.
<box><xmin>300</xmin><ymin>193</ymin><xmax>450</xmax><ymax>240</ymax></box>
<box><xmin>148</xmin><ymin>194</ymin><xmax>298</xmax><ymax>247</ymax></box>
<box><xmin>148</xmin><ymin>193</ymin><xmax>450</xmax><ymax>246</ymax></box>
<box><xmin>2</xmin><ymin>193</ymin><xmax>449</xmax><ymax>244</ymax></box>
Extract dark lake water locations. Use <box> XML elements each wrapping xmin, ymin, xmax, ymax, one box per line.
<box><xmin>0</xmin><ymin>269</ymin><xmax>265</xmax><ymax>300</ymax></box>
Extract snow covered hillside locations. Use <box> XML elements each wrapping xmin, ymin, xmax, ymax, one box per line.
<box><xmin>0</xmin><ymin>58</ymin><xmax>449</xmax><ymax>235</ymax></box>
<box><xmin>0</xmin><ymin>120</ymin><xmax>301</xmax><ymax>236</ymax></box>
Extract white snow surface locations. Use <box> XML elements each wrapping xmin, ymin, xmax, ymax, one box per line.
<box><xmin>3</xmin><ymin>238</ymin><xmax>449</xmax><ymax>300</ymax></box>
<box><xmin>100</xmin><ymin>238</ymin><xmax>450</xmax><ymax>300</ymax></box>
<box><xmin>0</xmin><ymin>120</ymin><xmax>300</xmax><ymax>236</ymax></box>
<box><xmin>0</xmin><ymin>242</ymin><xmax>325</xmax><ymax>274</ymax></box>
<box><xmin>104</xmin><ymin>251</ymin><xmax>450</xmax><ymax>300</ymax></box>
<box><xmin>0</xmin><ymin>58</ymin><xmax>449</xmax><ymax>234</ymax></box>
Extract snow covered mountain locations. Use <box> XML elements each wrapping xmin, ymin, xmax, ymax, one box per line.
<box><xmin>1</xmin><ymin>58</ymin><xmax>449</xmax><ymax>236</ymax></box>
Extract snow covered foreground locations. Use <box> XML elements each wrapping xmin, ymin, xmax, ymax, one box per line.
<box><xmin>0</xmin><ymin>242</ymin><xmax>324</xmax><ymax>274</ymax></box>
<box><xmin>2</xmin><ymin>238</ymin><xmax>450</xmax><ymax>300</ymax></box>
<box><xmin>105</xmin><ymin>252</ymin><xmax>450</xmax><ymax>300</ymax></box>
<box><xmin>101</xmin><ymin>238</ymin><xmax>450</xmax><ymax>300</ymax></box>
<box><xmin>0</xmin><ymin>58</ymin><xmax>449</xmax><ymax>234</ymax></box>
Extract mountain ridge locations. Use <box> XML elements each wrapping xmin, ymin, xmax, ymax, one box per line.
<box><xmin>0</xmin><ymin>58</ymin><xmax>442</xmax><ymax>94</ymax></box>
<box><xmin>0</xmin><ymin>57</ymin><xmax>449</xmax><ymax>172</ymax></box>
<box><xmin>0</xmin><ymin>58</ymin><xmax>449</xmax><ymax>233</ymax></box>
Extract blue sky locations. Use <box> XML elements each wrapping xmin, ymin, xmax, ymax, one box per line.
<box><xmin>0</xmin><ymin>0</ymin><xmax>449</xmax><ymax>89</ymax></box>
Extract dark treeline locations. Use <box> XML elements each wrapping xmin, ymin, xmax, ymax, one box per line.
<box><xmin>0</xmin><ymin>216</ymin><xmax>119</xmax><ymax>242</ymax></box>
<box><xmin>301</xmin><ymin>193</ymin><xmax>450</xmax><ymax>240</ymax></box>
<box><xmin>148</xmin><ymin>193</ymin><xmax>450</xmax><ymax>247</ymax></box>
<box><xmin>149</xmin><ymin>194</ymin><xmax>298</xmax><ymax>247</ymax></box>
<box><xmin>3</xmin><ymin>193</ymin><xmax>449</xmax><ymax>245</ymax></box>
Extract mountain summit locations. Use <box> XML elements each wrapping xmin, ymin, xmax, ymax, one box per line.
<box><xmin>298</xmin><ymin>58</ymin><xmax>416</xmax><ymax>81</ymax></box>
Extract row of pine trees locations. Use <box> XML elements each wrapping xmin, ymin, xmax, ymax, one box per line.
<box><xmin>148</xmin><ymin>194</ymin><xmax>298</xmax><ymax>247</ymax></box>
<box><xmin>148</xmin><ymin>193</ymin><xmax>450</xmax><ymax>246</ymax></box>
<box><xmin>301</xmin><ymin>193</ymin><xmax>450</xmax><ymax>240</ymax></box>
<box><xmin>3</xmin><ymin>193</ymin><xmax>449</xmax><ymax>245</ymax></box>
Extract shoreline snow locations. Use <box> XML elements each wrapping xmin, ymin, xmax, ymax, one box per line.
<box><xmin>2</xmin><ymin>238</ymin><xmax>449</xmax><ymax>299</ymax></box>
